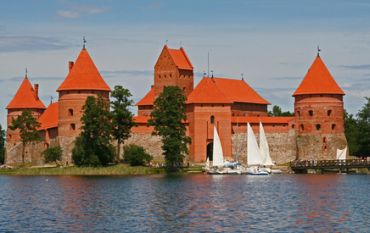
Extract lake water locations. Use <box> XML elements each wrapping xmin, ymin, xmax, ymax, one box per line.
<box><xmin>0</xmin><ymin>174</ymin><xmax>369</xmax><ymax>233</ymax></box>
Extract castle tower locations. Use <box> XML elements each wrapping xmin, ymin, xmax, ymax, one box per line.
<box><xmin>136</xmin><ymin>45</ymin><xmax>194</xmax><ymax>116</ymax></box>
<box><xmin>6</xmin><ymin>75</ymin><xmax>46</xmax><ymax>145</ymax></box>
<box><xmin>293</xmin><ymin>54</ymin><xmax>347</xmax><ymax>160</ymax></box>
<box><xmin>57</xmin><ymin>47</ymin><xmax>111</xmax><ymax>141</ymax></box>
<box><xmin>154</xmin><ymin>45</ymin><xmax>194</xmax><ymax>98</ymax></box>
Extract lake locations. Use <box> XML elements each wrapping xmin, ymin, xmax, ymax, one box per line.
<box><xmin>0</xmin><ymin>174</ymin><xmax>369</xmax><ymax>232</ymax></box>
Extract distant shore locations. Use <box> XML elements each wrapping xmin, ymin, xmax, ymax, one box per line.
<box><xmin>0</xmin><ymin>164</ymin><xmax>205</xmax><ymax>176</ymax></box>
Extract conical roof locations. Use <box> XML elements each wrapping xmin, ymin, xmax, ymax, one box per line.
<box><xmin>57</xmin><ymin>48</ymin><xmax>110</xmax><ymax>92</ymax></box>
<box><xmin>7</xmin><ymin>76</ymin><xmax>46</xmax><ymax>109</ymax></box>
<box><xmin>293</xmin><ymin>55</ymin><xmax>344</xmax><ymax>96</ymax></box>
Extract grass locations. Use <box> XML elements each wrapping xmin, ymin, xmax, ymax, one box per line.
<box><xmin>0</xmin><ymin>164</ymin><xmax>166</xmax><ymax>176</ymax></box>
<box><xmin>0</xmin><ymin>164</ymin><xmax>204</xmax><ymax>176</ymax></box>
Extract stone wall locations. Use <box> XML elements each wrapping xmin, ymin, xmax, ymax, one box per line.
<box><xmin>5</xmin><ymin>138</ymin><xmax>58</xmax><ymax>165</ymax></box>
<box><xmin>232</xmin><ymin>129</ymin><xmax>297</xmax><ymax>165</ymax></box>
<box><xmin>296</xmin><ymin>133</ymin><xmax>347</xmax><ymax>161</ymax></box>
<box><xmin>124</xmin><ymin>133</ymin><xmax>164</xmax><ymax>164</ymax></box>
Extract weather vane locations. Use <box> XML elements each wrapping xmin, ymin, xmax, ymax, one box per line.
<box><xmin>241</xmin><ymin>73</ymin><xmax>244</xmax><ymax>81</ymax></box>
<box><xmin>83</xmin><ymin>36</ymin><xmax>87</xmax><ymax>49</ymax></box>
<box><xmin>25</xmin><ymin>68</ymin><xmax>28</xmax><ymax>78</ymax></box>
<box><xmin>317</xmin><ymin>45</ymin><xmax>321</xmax><ymax>56</ymax></box>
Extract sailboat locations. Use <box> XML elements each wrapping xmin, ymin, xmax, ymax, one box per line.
<box><xmin>246</xmin><ymin>123</ymin><xmax>269</xmax><ymax>175</ymax></box>
<box><xmin>259</xmin><ymin>122</ymin><xmax>282</xmax><ymax>174</ymax></box>
<box><xmin>207</xmin><ymin>126</ymin><xmax>242</xmax><ymax>174</ymax></box>
<box><xmin>336</xmin><ymin>146</ymin><xmax>347</xmax><ymax>160</ymax></box>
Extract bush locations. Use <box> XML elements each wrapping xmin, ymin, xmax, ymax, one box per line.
<box><xmin>43</xmin><ymin>146</ymin><xmax>63</xmax><ymax>163</ymax></box>
<box><xmin>123</xmin><ymin>145</ymin><xmax>152</xmax><ymax>166</ymax></box>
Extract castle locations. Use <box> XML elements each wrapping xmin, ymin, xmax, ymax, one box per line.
<box><xmin>5</xmin><ymin>44</ymin><xmax>347</xmax><ymax>165</ymax></box>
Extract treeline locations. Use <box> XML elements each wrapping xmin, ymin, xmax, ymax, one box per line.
<box><xmin>268</xmin><ymin>105</ymin><xmax>294</xmax><ymax>117</ymax></box>
<box><xmin>345</xmin><ymin>97</ymin><xmax>370</xmax><ymax>157</ymax></box>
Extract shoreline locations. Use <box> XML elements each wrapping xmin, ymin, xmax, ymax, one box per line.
<box><xmin>0</xmin><ymin>164</ymin><xmax>204</xmax><ymax>176</ymax></box>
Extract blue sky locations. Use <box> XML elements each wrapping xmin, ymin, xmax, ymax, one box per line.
<box><xmin>1</xmin><ymin>0</ymin><xmax>370</xmax><ymax>127</ymax></box>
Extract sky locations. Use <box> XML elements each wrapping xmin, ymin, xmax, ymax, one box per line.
<box><xmin>1</xmin><ymin>0</ymin><xmax>370</xmax><ymax>128</ymax></box>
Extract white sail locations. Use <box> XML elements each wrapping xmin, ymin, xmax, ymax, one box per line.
<box><xmin>247</xmin><ymin>123</ymin><xmax>262</xmax><ymax>166</ymax></box>
<box><xmin>205</xmin><ymin>156</ymin><xmax>210</xmax><ymax>169</ymax></box>
<box><xmin>212</xmin><ymin>126</ymin><xmax>224</xmax><ymax>167</ymax></box>
<box><xmin>259</xmin><ymin>122</ymin><xmax>274</xmax><ymax>166</ymax></box>
<box><xmin>336</xmin><ymin>146</ymin><xmax>347</xmax><ymax>160</ymax></box>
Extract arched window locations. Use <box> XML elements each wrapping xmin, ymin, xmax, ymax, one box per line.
<box><xmin>327</xmin><ymin>110</ymin><xmax>332</xmax><ymax>116</ymax></box>
<box><xmin>316</xmin><ymin>124</ymin><xmax>321</xmax><ymax>130</ymax></box>
<box><xmin>68</xmin><ymin>109</ymin><xmax>74</xmax><ymax>116</ymax></box>
<box><xmin>309</xmin><ymin>110</ymin><xmax>313</xmax><ymax>116</ymax></box>
<box><xmin>210</xmin><ymin>115</ymin><xmax>215</xmax><ymax>124</ymax></box>
<box><xmin>323</xmin><ymin>137</ymin><xmax>326</xmax><ymax>143</ymax></box>
<box><xmin>331</xmin><ymin>124</ymin><xmax>336</xmax><ymax>130</ymax></box>
<box><xmin>300</xmin><ymin>124</ymin><xmax>304</xmax><ymax>131</ymax></box>
<box><xmin>297</xmin><ymin>111</ymin><xmax>301</xmax><ymax>117</ymax></box>
<box><xmin>291</xmin><ymin>124</ymin><xmax>295</xmax><ymax>129</ymax></box>
<box><xmin>70</xmin><ymin>123</ymin><xmax>76</xmax><ymax>130</ymax></box>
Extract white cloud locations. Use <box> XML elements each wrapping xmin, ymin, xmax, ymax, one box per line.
<box><xmin>57</xmin><ymin>5</ymin><xmax>110</xmax><ymax>19</ymax></box>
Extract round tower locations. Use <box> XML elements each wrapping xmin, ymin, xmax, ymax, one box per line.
<box><xmin>293</xmin><ymin>53</ymin><xmax>347</xmax><ymax>160</ymax></box>
<box><xmin>6</xmin><ymin>75</ymin><xmax>46</xmax><ymax>145</ymax></box>
<box><xmin>56</xmin><ymin>47</ymin><xmax>110</xmax><ymax>161</ymax></box>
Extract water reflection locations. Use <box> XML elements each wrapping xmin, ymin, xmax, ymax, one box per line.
<box><xmin>0</xmin><ymin>174</ymin><xmax>369</xmax><ymax>232</ymax></box>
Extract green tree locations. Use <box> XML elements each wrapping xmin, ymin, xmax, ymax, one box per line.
<box><xmin>149</xmin><ymin>86</ymin><xmax>191</xmax><ymax>171</ymax></box>
<box><xmin>9</xmin><ymin>110</ymin><xmax>41</xmax><ymax>164</ymax></box>
<box><xmin>111</xmin><ymin>85</ymin><xmax>135</xmax><ymax>161</ymax></box>
<box><xmin>357</xmin><ymin>97</ymin><xmax>370</xmax><ymax>157</ymax></box>
<box><xmin>344</xmin><ymin>110</ymin><xmax>360</xmax><ymax>156</ymax></box>
<box><xmin>43</xmin><ymin>146</ymin><xmax>63</xmax><ymax>163</ymax></box>
<box><xmin>123</xmin><ymin>144</ymin><xmax>152</xmax><ymax>166</ymax></box>
<box><xmin>72</xmin><ymin>96</ymin><xmax>115</xmax><ymax>166</ymax></box>
<box><xmin>0</xmin><ymin>124</ymin><xmax>5</xmax><ymax>164</ymax></box>
<box><xmin>268</xmin><ymin>105</ymin><xmax>294</xmax><ymax>116</ymax></box>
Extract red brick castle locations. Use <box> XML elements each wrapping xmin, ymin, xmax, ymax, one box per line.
<box><xmin>5</xmin><ymin>45</ymin><xmax>347</xmax><ymax>164</ymax></box>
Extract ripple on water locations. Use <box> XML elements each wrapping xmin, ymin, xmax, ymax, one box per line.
<box><xmin>0</xmin><ymin>174</ymin><xmax>369</xmax><ymax>232</ymax></box>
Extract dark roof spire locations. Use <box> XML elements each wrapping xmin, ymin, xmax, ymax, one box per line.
<box><xmin>83</xmin><ymin>36</ymin><xmax>87</xmax><ymax>49</ymax></box>
<box><xmin>25</xmin><ymin>67</ymin><xmax>28</xmax><ymax>78</ymax></box>
<box><xmin>317</xmin><ymin>45</ymin><xmax>321</xmax><ymax>57</ymax></box>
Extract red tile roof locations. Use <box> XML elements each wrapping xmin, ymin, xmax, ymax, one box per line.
<box><xmin>166</xmin><ymin>46</ymin><xmax>193</xmax><ymax>70</ymax></box>
<box><xmin>38</xmin><ymin>102</ymin><xmax>59</xmax><ymax>130</ymax></box>
<box><xmin>293</xmin><ymin>56</ymin><xmax>345</xmax><ymax>96</ymax></box>
<box><xmin>7</xmin><ymin>77</ymin><xmax>46</xmax><ymax>109</ymax></box>
<box><xmin>57</xmin><ymin>48</ymin><xmax>111</xmax><ymax>92</ymax></box>
<box><xmin>232</xmin><ymin>116</ymin><xmax>294</xmax><ymax>124</ymax></box>
<box><xmin>136</xmin><ymin>88</ymin><xmax>155</xmax><ymax>106</ymax></box>
<box><xmin>187</xmin><ymin>77</ymin><xmax>270</xmax><ymax>105</ymax></box>
<box><xmin>187</xmin><ymin>78</ymin><xmax>232</xmax><ymax>104</ymax></box>
<box><xmin>133</xmin><ymin>115</ymin><xmax>151</xmax><ymax>123</ymax></box>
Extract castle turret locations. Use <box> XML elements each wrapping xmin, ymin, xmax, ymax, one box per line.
<box><xmin>6</xmin><ymin>75</ymin><xmax>46</xmax><ymax>144</ymax></box>
<box><xmin>57</xmin><ymin>47</ymin><xmax>111</xmax><ymax>140</ymax></box>
<box><xmin>293</xmin><ymin>54</ymin><xmax>347</xmax><ymax>160</ymax></box>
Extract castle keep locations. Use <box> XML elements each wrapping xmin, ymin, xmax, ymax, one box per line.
<box><xmin>5</xmin><ymin>45</ymin><xmax>347</xmax><ymax>165</ymax></box>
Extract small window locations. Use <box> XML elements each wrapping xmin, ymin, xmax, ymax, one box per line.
<box><xmin>327</xmin><ymin>110</ymin><xmax>332</xmax><ymax>116</ymax></box>
<box><xmin>323</xmin><ymin>137</ymin><xmax>326</xmax><ymax>143</ymax></box>
<box><xmin>316</xmin><ymin>124</ymin><xmax>321</xmax><ymax>130</ymax></box>
<box><xmin>297</xmin><ymin>111</ymin><xmax>301</xmax><ymax>117</ymax></box>
<box><xmin>159</xmin><ymin>75</ymin><xmax>161</xmax><ymax>79</ymax></box>
<box><xmin>331</xmin><ymin>124</ymin><xmax>336</xmax><ymax>130</ymax></box>
<box><xmin>170</xmin><ymin>73</ymin><xmax>172</xmax><ymax>78</ymax></box>
<box><xmin>292</xmin><ymin>124</ymin><xmax>295</xmax><ymax>129</ymax></box>
<box><xmin>68</xmin><ymin>109</ymin><xmax>74</xmax><ymax>116</ymax></box>
<box><xmin>309</xmin><ymin>110</ymin><xmax>313</xmax><ymax>116</ymax></box>
<box><xmin>183</xmin><ymin>87</ymin><xmax>186</xmax><ymax>91</ymax></box>
<box><xmin>210</xmin><ymin>116</ymin><xmax>215</xmax><ymax>124</ymax></box>
<box><xmin>70</xmin><ymin>123</ymin><xmax>76</xmax><ymax>130</ymax></box>
<box><xmin>8</xmin><ymin>134</ymin><xmax>12</xmax><ymax>139</ymax></box>
<box><xmin>300</xmin><ymin>124</ymin><xmax>304</xmax><ymax>131</ymax></box>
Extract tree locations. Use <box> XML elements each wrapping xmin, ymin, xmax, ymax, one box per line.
<box><xmin>43</xmin><ymin>146</ymin><xmax>62</xmax><ymax>163</ymax></box>
<box><xmin>9</xmin><ymin>110</ymin><xmax>41</xmax><ymax>164</ymax></box>
<box><xmin>268</xmin><ymin>105</ymin><xmax>294</xmax><ymax>116</ymax></box>
<box><xmin>0</xmin><ymin>124</ymin><xmax>5</xmax><ymax>164</ymax></box>
<box><xmin>344</xmin><ymin>110</ymin><xmax>360</xmax><ymax>156</ymax></box>
<box><xmin>72</xmin><ymin>96</ymin><xmax>115</xmax><ymax>166</ymax></box>
<box><xmin>356</xmin><ymin>97</ymin><xmax>370</xmax><ymax>157</ymax></box>
<box><xmin>123</xmin><ymin>144</ymin><xmax>152</xmax><ymax>166</ymax></box>
<box><xmin>149</xmin><ymin>86</ymin><xmax>191</xmax><ymax>170</ymax></box>
<box><xmin>111</xmin><ymin>85</ymin><xmax>135</xmax><ymax>161</ymax></box>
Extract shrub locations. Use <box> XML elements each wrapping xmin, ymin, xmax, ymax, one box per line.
<box><xmin>43</xmin><ymin>146</ymin><xmax>63</xmax><ymax>163</ymax></box>
<box><xmin>123</xmin><ymin>145</ymin><xmax>152</xmax><ymax>166</ymax></box>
